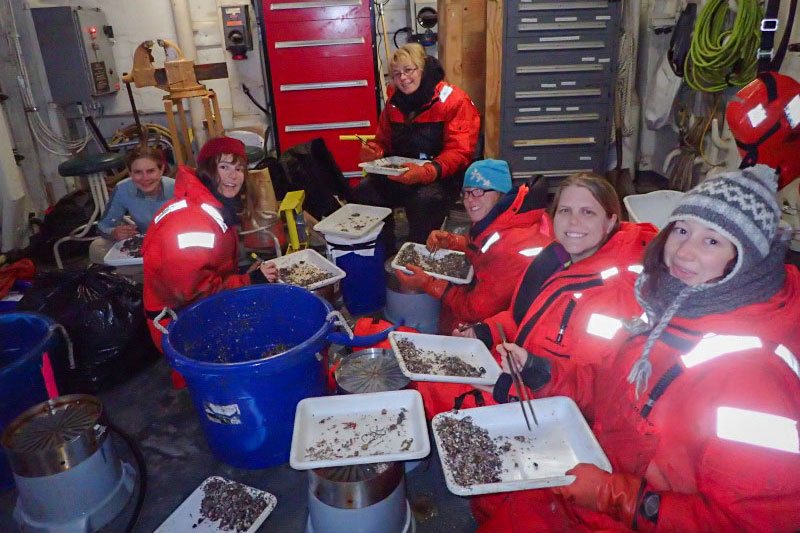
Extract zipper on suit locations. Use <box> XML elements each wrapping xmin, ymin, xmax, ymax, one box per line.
<box><xmin>556</xmin><ymin>298</ymin><xmax>577</xmax><ymax>344</ymax></box>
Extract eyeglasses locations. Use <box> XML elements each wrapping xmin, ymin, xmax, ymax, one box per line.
<box><xmin>462</xmin><ymin>188</ymin><xmax>488</xmax><ymax>199</ymax></box>
<box><xmin>391</xmin><ymin>67</ymin><xmax>418</xmax><ymax>80</ymax></box>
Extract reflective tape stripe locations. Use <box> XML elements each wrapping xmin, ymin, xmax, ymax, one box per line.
<box><xmin>481</xmin><ymin>232</ymin><xmax>501</xmax><ymax>253</ymax></box>
<box><xmin>774</xmin><ymin>344</ymin><xmax>800</xmax><ymax>379</ymax></box>
<box><xmin>680</xmin><ymin>334</ymin><xmax>762</xmax><ymax>368</ymax></box>
<box><xmin>717</xmin><ymin>406</ymin><xmax>799</xmax><ymax>454</ymax></box>
<box><xmin>519</xmin><ymin>247</ymin><xmax>543</xmax><ymax>257</ymax></box>
<box><xmin>573</xmin><ymin>292</ymin><xmax>583</xmax><ymax>299</ymax></box>
<box><xmin>201</xmin><ymin>203</ymin><xmax>228</xmax><ymax>232</ymax></box>
<box><xmin>600</xmin><ymin>267</ymin><xmax>619</xmax><ymax>279</ymax></box>
<box><xmin>640</xmin><ymin>312</ymin><xmax>649</xmax><ymax>324</ymax></box>
<box><xmin>177</xmin><ymin>232</ymin><xmax>215</xmax><ymax>249</ymax></box>
<box><xmin>585</xmin><ymin>313</ymin><xmax>622</xmax><ymax>339</ymax></box>
<box><xmin>154</xmin><ymin>200</ymin><xmax>188</xmax><ymax>225</ymax></box>
<box><xmin>628</xmin><ymin>264</ymin><xmax>643</xmax><ymax>274</ymax></box>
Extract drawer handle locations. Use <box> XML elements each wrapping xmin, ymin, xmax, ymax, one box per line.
<box><xmin>276</xmin><ymin>37</ymin><xmax>365</xmax><ymax>49</ymax></box>
<box><xmin>515</xmin><ymin>88</ymin><xmax>603</xmax><ymax>98</ymax></box>
<box><xmin>519</xmin><ymin>1</ymin><xmax>609</xmax><ymax>10</ymax></box>
<box><xmin>517</xmin><ymin>64</ymin><xmax>603</xmax><ymax>74</ymax></box>
<box><xmin>285</xmin><ymin>120</ymin><xmax>371</xmax><ymax>132</ymax></box>
<box><xmin>512</xmin><ymin>137</ymin><xmax>596</xmax><ymax>147</ymax></box>
<box><xmin>512</xmin><ymin>168</ymin><xmax>593</xmax><ymax>179</ymax></box>
<box><xmin>518</xmin><ymin>21</ymin><xmax>606</xmax><ymax>31</ymax></box>
<box><xmin>280</xmin><ymin>80</ymin><xmax>368</xmax><ymax>91</ymax></box>
<box><xmin>515</xmin><ymin>113</ymin><xmax>600</xmax><ymax>123</ymax></box>
<box><xmin>342</xmin><ymin>170</ymin><xmax>364</xmax><ymax>178</ymax></box>
<box><xmin>271</xmin><ymin>0</ymin><xmax>361</xmax><ymax>10</ymax></box>
<box><xmin>518</xmin><ymin>41</ymin><xmax>605</xmax><ymax>51</ymax></box>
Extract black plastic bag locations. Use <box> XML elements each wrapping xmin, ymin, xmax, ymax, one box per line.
<box><xmin>17</xmin><ymin>267</ymin><xmax>158</xmax><ymax>393</ymax></box>
<box><xmin>27</xmin><ymin>189</ymin><xmax>97</xmax><ymax>263</ymax></box>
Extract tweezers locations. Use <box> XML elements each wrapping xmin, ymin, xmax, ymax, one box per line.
<box><xmin>497</xmin><ymin>323</ymin><xmax>538</xmax><ymax>430</ymax></box>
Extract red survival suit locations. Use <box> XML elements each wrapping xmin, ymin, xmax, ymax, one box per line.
<box><xmin>375</xmin><ymin>80</ymin><xmax>480</xmax><ymax>181</ymax></box>
<box><xmin>142</xmin><ymin>165</ymin><xmax>253</xmax><ymax>349</ymax></box>
<box><xmin>416</xmin><ymin>222</ymin><xmax>658</xmax><ymax>419</ymax></box>
<box><xmin>478</xmin><ymin>265</ymin><xmax>800</xmax><ymax>532</ymax></box>
<box><xmin>436</xmin><ymin>183</ymin><xmax>554</xmax><ymax>333</ymax></box>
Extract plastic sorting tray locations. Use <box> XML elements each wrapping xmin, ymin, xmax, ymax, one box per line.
<box><xmin>358</xmin><ymin>156</ymin><xmax>429</xmax><ymax>176</ymax></box>
<box><xmin>103</xmin><ymin>237</ymin><xmax>144</xmax><ymax>266</ymax></box>
<box><xmin>388</xmin><ymin>331</ymin><xmax>502</xmax><ymax>386</ymax></box>
<box><xmin>623</xmin><ymin>190</ymin><xmax>684</xmax><ymax>229</ymax></box>
<box><xmin>391</xmin><ymin>242</ymin><xmax>474</xmax><ymax>285</ymax></box>
<box><xmin>313</xmin><ymin>203</ymin><xmax>392</xmax><ymax>239</ymax></box>
<box><xmin>289</xmin><ymin>389</ymin><xmax>430</xmax><ymax>470</ymax></box>
<box><xmin>271</xmin><ymin>248</ymin><xmax>345</xmax><ymax>291</ymax></box>
<box><xmin>432</xmin><ymin>397</ymin><xmax>612</xmax><ymax>496</ymax></box>
<box><xmin>155</xmin><ymin>476</ymin><xmax>277</xmax><ymax>533</ymax></box>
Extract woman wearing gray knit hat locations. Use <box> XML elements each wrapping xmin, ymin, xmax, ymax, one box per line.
<box><xmin>479</xmin><ymin>165</ymin><xmax>800</xmax><ymax>532</ymax></box>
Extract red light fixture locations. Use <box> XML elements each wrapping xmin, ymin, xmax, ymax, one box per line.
<box><xmin>89</xmin><ymin>26</ymin><xmax>97</xmax><ymax>34</ymax></box>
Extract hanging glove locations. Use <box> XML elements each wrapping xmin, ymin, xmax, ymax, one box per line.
<box><xmin>359</xmin><ymin>141</ymin><xmax>384</xmax><ymax>162</ymax></box>
<box><xmin>395</xmin><ymin>265</ymin><xmax>448</xmax><ymax>299</ymax></box>
<box><xmin>426</xmin><ymin>230</ymin><xmax>468</xmax><ymax>253</ymax></box>
<box><xmin>552</xmin><ymin>464</ymin><xmax>647</xmax><ymax>528</ymax></box>
<box><xmin>492</xmin><ymin>347</ymin><xmax>552</xmax><ymax>403</ymax></box>
<box><xmin>389</xmin><ymin>162</ymin><xmax>438</xmax><ymax>185</ymax></box>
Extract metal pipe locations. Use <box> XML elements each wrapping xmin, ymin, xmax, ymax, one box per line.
<box><xmin>169</xmin><ymin>0</ymin><xmax>208</xmax><ymax>146</ymax></box>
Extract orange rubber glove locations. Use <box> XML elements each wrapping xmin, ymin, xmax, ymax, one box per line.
<box><xmin>359</xmin><ymin>141</ymin><xmax>384</xmax><ymax>162</ymax></box>
<box><xmin>426</xmin><ymin>230</ymin><xmax>468</xmax><ymax>253</ymax></box>
<box><xmin>396</xmin><ymin>265</ymin><xmax>448</xmax><ymax>299</ymax></box>
<box><xmin>389</xmin><ymin>162</ymin><xmax>437</xmax><ymax>185</ymax></box>
<box><xmin>552</xmin><ymin>463</ymin><xmax>645</xmax><ymax>528</ymax></box>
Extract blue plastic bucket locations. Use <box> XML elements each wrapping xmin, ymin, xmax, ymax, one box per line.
<box><xmin>0</xmin><ymin>313</ymin><xmax>58</xmax><ymax>490</ymax></box>
<box><xmin>162</xmin><ymin>284</ymin><xmax>397</xmax><ymax>468</ymax></box>
<box><xmin>326</xmin><ymin>224</ymin><xmax>386</xmax><ymax>314</ymax></box>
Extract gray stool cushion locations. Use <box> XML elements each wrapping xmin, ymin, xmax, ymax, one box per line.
<box><xmin>58</xmin><ymin>152</ymin><xmax>126</xmax><ymax>177</ymax></box>
<box><xmin>245</xmin><ymin>145</ymin><xmax>265</xmax><ymax>165</ymax></box>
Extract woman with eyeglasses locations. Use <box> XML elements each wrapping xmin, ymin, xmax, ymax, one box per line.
<box><xmin>414</xmin><ymin>173</ymin><xmax>657</xmax><ymax>419</ymax></box>
<box><xmin>352</xmin><ymin>42</ymin><xmax>481</xmax><ymax>248</ymax></box>
<box><xmin>395</xmin><ymin>159</ymin><xmax>553</xmax><ymax>335</ymax></box>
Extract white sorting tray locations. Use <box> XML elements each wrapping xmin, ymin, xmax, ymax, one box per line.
<box><xmin>271</xmin><ymin>248</ymin><xmax>345</xmax><ymax>291</ymax></box>
<box><xmin>623</xmin><ymin>190</ymin><xmax>684</xmax><ymax>229</ymax></box>
<box><xmin>313</xmin><ymin>203</ymin><xmax>392</xmax><ymax>239</ymax></box>
<box><xmin>155</xmin><ymin>476</ymin><xmax>277</xmax><ymax>533</ymax></box>
<box><xmin>432</xmin><ymin>397</ymin><xmax>612</xmax><ymax>496</ymax></box>
<box><xmin>358</xmin><ymin>156</ymin><xmax>429</xmax><ymax>176</ymax></box>
<box><xmin>391</xmin><ymin>242</ymin><xmax>474</xmax><ymax>285</ymax></box>
<box><xmin>388</xmin><ymin>331</ymin><xmax>501</xmax><ymax>385</ymax></box>
<box><xmin>103</xmin><ymin>236</ymin><xmax>144</xmax><ymax>266</ymax></box>
<box><xmin>289</xmin><ymin>389</ymin><xmax>430</xmax><ymax>470</ymax></box>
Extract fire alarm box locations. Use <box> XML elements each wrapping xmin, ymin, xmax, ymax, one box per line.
<box><xmin>221</xmin><ymin>5</ymin><xmax>253</xmax><ymax>59</ymax></box>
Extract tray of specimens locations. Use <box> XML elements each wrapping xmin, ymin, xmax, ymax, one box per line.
<box><xmin>155</xmin><ymin>476</ymin><xmax>276</xmax><ymax>533</ymax></box>
<box><xmin>271</xmin><ymin>249</ymin><xmax>345</xmax><ymax>291</ymax></box>
<box><xmin>388</xmin><ymin>331</ymin><xmax>501</xmax><ymax>385</ymax></box>
<box><xmin>391</xmin><ymin>242</ymin><xmax>474</xmax><ymax>285</ymax></box>
<box><xmin>432</xmin><ymin>397</ymin><xmax>612</xmax><ymax>496</ymax></box>
<box><xmin>289</xmin><ymin>389</ymin><xmax>430</xmax><ymax>470</ymax></box>
<box><xmin>358</xmin><ymin>156</ymin><xmax>429</xmax><ymax>176</ymax></box>
<box><xmin>104</xmin><ymin>235</ymin><xmax>144</xmax><ymax>266</ymax></box>
<box><xmin>313</xmin><ymin>203</ymin><xmax>392</xmax><ymax>239</ymax></box>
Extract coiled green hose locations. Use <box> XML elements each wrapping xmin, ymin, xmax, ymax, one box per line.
<box><xmin>685</xmin><ymin>0</ymin><xmax>763</xmax><ymax>92</ymax></box>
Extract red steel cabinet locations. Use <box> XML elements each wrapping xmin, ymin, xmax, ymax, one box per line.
<box><xmin>261</xmin><ymin>0</ymin><xmax>381</xmax><ymax>179</ymax></box>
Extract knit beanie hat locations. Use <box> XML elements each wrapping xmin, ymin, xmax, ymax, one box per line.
<box><xmin>463</xmin><ymin>159</ymin><xmax>512</xmax><ymax>194</ymax></box>
<box><xmin>197</xmin><ymin>136</ymin><xmax>247</xmax><ymax>164</ymax></box>
<box><xmin>626</xmin><ymin>165</ymin><xmax>786</xmax><ymax>396</ymax></box>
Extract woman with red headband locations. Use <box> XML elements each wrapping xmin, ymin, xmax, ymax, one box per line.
<box><xmin>142</xmin><ymin>136</ymin><xmax>278</xmax><ymax>349</ymax></box>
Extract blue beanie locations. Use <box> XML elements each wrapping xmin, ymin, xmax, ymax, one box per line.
<box><xmin>463</xmin><ymin>159</ymin><xmax>512</xmax><ymax>194</ymax></box>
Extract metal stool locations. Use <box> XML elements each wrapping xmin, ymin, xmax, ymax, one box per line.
<box><xmin>54</xmin><ymin>152</ymin><xmax>126</xmax><ymax>269</ymax></box>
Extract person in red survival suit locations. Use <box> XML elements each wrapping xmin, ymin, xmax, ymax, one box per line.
<box><xmin>394</xmin><ymin>158</ymin><xmax>554</xmax><ymax>334</ymax></box>
<box><xmin>143</xmin><ymin>136</ymin><xmax>279</xmax><ymax>350</ymax></box>
<box><xmin>413</xmin><ymin>173</ymin><xmax>657</xmax><ymax>419</ymax></box>
<box><xmin>352</xmin><ymin>42</ymin><xmax>481</xmax><ymax>248</ymax></box>
<box><xmin>481</xmin><ymin>165</ymin><xmax>800</xmax><ymax>532</ymax></box>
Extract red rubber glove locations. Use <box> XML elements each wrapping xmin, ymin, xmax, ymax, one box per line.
<box><xmin>426</xmin><ymin>230</ymin><xmax>468</xmax><ymax>253</ymax></box>
<box><xmin>396</xmin><ymin>265</ymin><xmax>448</xmax><ymax>299</ymax></box>
<box><xmin>552</xmin><ymin>463</ymin><xmax>644</xmax><ymax>528</ymax></box>
<box><xmin>359</xmin><ymin>141</ymin><xmax>384</xmax><ymax>162</ymax></box>
<box><xmin>389</xmin><ymin>162</ymin><xmax>437</xmax><ymax>185</ymax></box>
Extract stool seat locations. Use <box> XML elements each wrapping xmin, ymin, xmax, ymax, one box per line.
<box><xmin>245</xmin><ymin>145</ymin><xmax>265</xmax><ymax>165</ymax></box>
<box><xmin>58</xmin><ymin>152</ymin><xmax>126</xmax><ymax>177</ymax></box>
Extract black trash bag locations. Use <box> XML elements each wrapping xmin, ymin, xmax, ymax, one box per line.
<box><xmin>17</xmin><ymin>267</ymin><xmax>158</xmax><ymax>393</ymax></box>
<box><xmin>27</xmin><ymin>189</ymin><xmax>97</xmax><ymax>264</ymax></box>
<box><xmin>274</xmin><ymin>137</ymin><xmax>350</xmax><ymax>220</ymax></box>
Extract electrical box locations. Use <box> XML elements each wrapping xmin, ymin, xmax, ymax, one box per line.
<box><xmin>221</xmin><ymin>5</ymin><xmax>254</xmax><ymax>59</ymax></box>
<box><xmin>30</xmin><ymin>6</ymin><xmax>119</xmax><ymax>105</ymax></box>
<box><xmin>409</xmin><ymin>0</ymin><xmax>438</xmax><ymax>45</ymax></box>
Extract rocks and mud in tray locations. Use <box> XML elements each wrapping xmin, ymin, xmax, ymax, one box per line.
<box><xmin>435</xmin><ymin>416</ymin><xmax>502</xmax><ymax>486</ymax></box>
<box><xmin>120</xmin><ymin>235</ymin><xmax>144</xmax><ymax>257</ymax></box>
<box><xmin>394</xmin><ymin>338</ymin><xmax>486</xmax><ymax>378</ymax></box>
<box><xmin>197</xmin><ymin>478</ymin><xmax>270</xmax><ymax>532</ymax></box>
<box><xmin>396</xmin><ymin>246</ymin><xmax>470</xmax><ymax>279</ymax></box>
<box><xmin>279</xmin><ymin>260</ymin><xmax>333</xmax><ymax>288</ymax></box>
